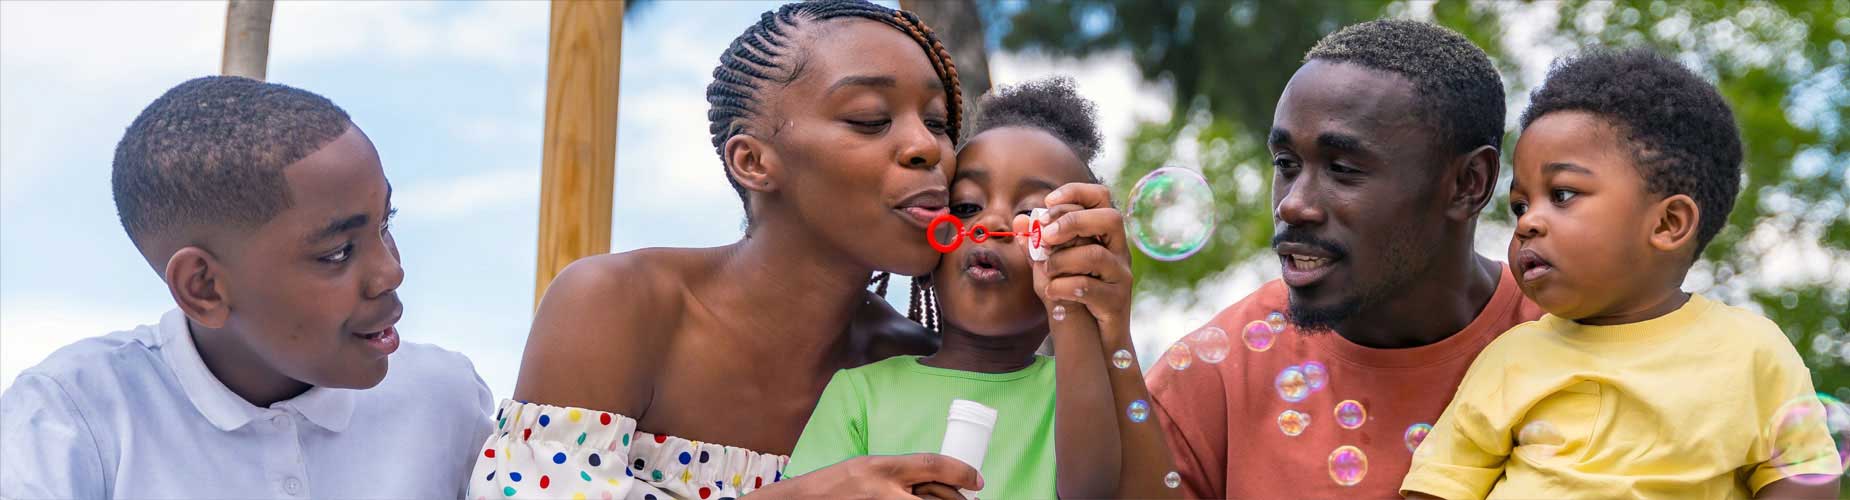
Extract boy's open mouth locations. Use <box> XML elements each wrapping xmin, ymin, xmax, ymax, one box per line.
<box><xmin>962</xmin><ymin>246</ymin><xmax>1007</xmax><ymax>284</ymax></box>
<box><xmin>1516</xmin><ymin>248</ymin><xmax>1555</xmax><ymax>282</ymax></box>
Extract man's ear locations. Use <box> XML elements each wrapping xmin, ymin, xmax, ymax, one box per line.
<box><xmin>1649</xmin><ymin>193</ymin><xmax>1700</xmax><ymax>255</ymax></box>
<box><xmin>166</xmin><ymin>246</ymin><xmax>230</xmax><ymax>329</ymax></box>
<box><xmin>1445</xmin><ymin>145</ymin><xmax>1501</xmax><ymax>221</ymax></box>
<box><xmin>725</xmin><ymin>133</ymin><xmax>782</xmax><ymax>195</ymax></box>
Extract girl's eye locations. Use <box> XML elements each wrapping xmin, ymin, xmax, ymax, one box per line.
<box><xmin>321</xmin><ymin>244</ymin><xmax>354</xmax><ymax>264</ymax></box>
<box><xmin>846</xmin><ymin>119</ymin><xmax>890</xmax><ymax>133</ymax></box>
<box><xmin>950</xmin><ymin>203</ymin><xmax>981</xmax><ymax>218</ymax></box>
<box><xmin>1550</xmin><ymin>189</ymin><xmax>1577</xmax><ymax>204</ymax></box>
<box><xmin>1511</xmin><ymin>201</ymin><xmax>1528</xmax><ymax>217</ymax></box>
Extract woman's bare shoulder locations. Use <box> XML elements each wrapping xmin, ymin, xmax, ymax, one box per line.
<box><xmin>510</xmin><ymin>247</ymin><xmax>722</xmax><ymax>414</ymax></box>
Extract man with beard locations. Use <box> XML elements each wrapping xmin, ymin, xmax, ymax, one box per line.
<box><xmin>1144</xmin><ymin>19</ymin><xmax>1544</xmax><ymax>499</ymax></box>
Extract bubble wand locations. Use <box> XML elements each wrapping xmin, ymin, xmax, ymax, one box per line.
<box><xmin>925</xmin><ymin>209</ymin><xmax>1050</xmax><ymax>261</ymax></box>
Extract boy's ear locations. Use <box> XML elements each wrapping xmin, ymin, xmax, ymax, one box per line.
<box><xmin>165</xmin><ymin>246</ymin><xmax>230</xmax><ymax>329</ymax></box>
<box><xmin>1649</xmin><ymin>193</ymin><xmax>1700</xmax><ymax>254</ymax></box>
<box><xmin>1445</xmin><ymin>145</ymin><xmax>1501</xmax><ymax>221</ymax></box>
<box><xmin>724</xmin><ymin>133</ymin><xmax>782</xmax><ymax>195</ymax></box>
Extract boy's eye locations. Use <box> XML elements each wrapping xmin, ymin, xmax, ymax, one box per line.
<box><xmin>950</xmin><ymin>202</ymin><xmax>982</xmax><ymax>218</ymax></box>
<box><xmin>321</xmin><ymin>243</ymin><xmax>354</xmax><ymax>264</ymax></box>
<box><xmin>1550</xmin><ymin>189</ymin><xmax>1577</xmax><ymax>204</ymax></box>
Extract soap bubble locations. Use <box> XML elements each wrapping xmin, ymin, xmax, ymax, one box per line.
<box><xmin>1243</xmin><ymin>320</ymin><xmax>1277</xmax><ymax>352</ymax></box>
<box><xmin>1770</xmin><ymin>393</ymin><xmax>1850</xmax><ymax>484</ymax></box>
<box><xmin>1404</xmin><ymin>423</ymin><xmax>1433</xmax><ymax>452</ymax></box>
<box><xmin>1334</xmin><ymin>400</ymin><xmax>1367</xmax><ymax>429</ymax></box>
<box><xmin>1327</xmin><ymin>445</ymin><xmax>1368</xmax><ymax>487</ymax></box>
<box><xmin>1127</xmin><ymin>400</ymin><xmax>1151</xmax><ymax>423</ymax></box>
<box><xmin>1165</xmin><ymin>342</ymin><xmax>1194</xmax><ymax>371</ymax></box>
<box><xmin>1277</xmin><ymin>410</ymin><xmax>1311</xmax><ymax>436</ymax></box>
<box><xmin>1518</xmin><ymin>420</ymin><xmax>1564</xmax><ymax>447</ymax></box>
<box><xmin>1275</xmin><ymin>366</ymin><xmax>1310</xmax><ymax>403</ymax></box>
<box><xmin>1111</xmin><ymin>349</ymin><xmax>1135</xmax><ymax>370</ymax></box>
<box><xmin>1163</xmin><ymin>471</ymin><xmax>1181</xmax><ymax>489</ymax></box>
<box><xmin>1126</xmin><ymin>166</ymin><xmax>1216</xmax><ymax>261</ymax></box>
<box><xmin>1265</xmin><ymin>311</ymin><xmax>1288</xmax><ymax>333</ymax></box>
<box><xmin>1051</xmin><ymin>305</ymin><xmax>1066</xmax><ymax>321</ymax></box>
<box><xmin>1302</xmin><ymin>361</ymin><xmax>1328</xmax><ymax>391</ymax></box>
<box><xmin>1190</xmin><ymin>326</ymin><xmax>1231</xmax><ymax>363</ymax></box>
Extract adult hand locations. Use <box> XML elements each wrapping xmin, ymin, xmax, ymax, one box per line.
<box><xmin>1014</xmin><ymin>183</ymin><xmax>1134</xmax><ymax>325</ymax></box>
<box><xmin>751</xmin><ymin>454</ymin><xmax>982</xmax><ymax>499</ymax></box>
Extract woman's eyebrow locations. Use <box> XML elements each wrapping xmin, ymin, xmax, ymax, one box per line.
<box><xmin>826</xmin><ymin>75</ymin><xmax>895</xmax><ymax>95</ymax></box>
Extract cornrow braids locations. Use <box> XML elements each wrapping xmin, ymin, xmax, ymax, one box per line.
<box><xmin>906</xmin><ymin>275</ymin><xmax>939</xmax><ymax>333</ymax></box>
<box><xmin>870</xmin><ymin>271</ymin><xmax>891</xmax><ymax>297</ymax></box>
<box><xmin>707</xmin><ymin>0</ymin><xmax>964</xmax><ymax>226</ymax></box>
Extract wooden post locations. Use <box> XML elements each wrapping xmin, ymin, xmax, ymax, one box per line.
<box><xmin>221</xmin><ymin>0</ymin><xmax>275</xmax><ymax>80</ymax></box>
<box><xmin>534</xmin><ymin>0</ymin><xmax>623</xmax><ymax>305</ymax></box>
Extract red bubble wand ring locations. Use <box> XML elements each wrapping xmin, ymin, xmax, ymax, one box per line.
<box><xmin>925</xmin><ymin>212</ymin><xmax>1043</xmax><ymax>254</ymax></box>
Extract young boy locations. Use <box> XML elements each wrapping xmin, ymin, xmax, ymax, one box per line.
<box><xmin>1401</xmin><ymin>49</ymin><xmax>1841</xmax><ymax>499</ymax></box>
<box><xmin>0</xmin><ymin>76</ymin><xmax>493</xmax><ymax>498</ymax></box>
<box><xmin>784</xmin><ymin>77</ymin><xmax>1180</xmax><ymax>499</ymax></box>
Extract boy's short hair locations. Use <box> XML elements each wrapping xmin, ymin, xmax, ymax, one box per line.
<box><xmin>1305</xmin><ymin>19</ymin><xmax>1506</xmax><ymax>156</ymax></box>
<box><xmin>112</xmin><ymin>76</ymin><xmax>352</xmax><ymax>250</ymax></box>
<box><xmin>1520</xmin><ymin>48</ymin><xmax>1742</xmax><ymax>258</ymax></box>
<box><xmin>968</xmin><ymin>76</ymin><xmax>1103</xmax><ymax>182</ymax></box>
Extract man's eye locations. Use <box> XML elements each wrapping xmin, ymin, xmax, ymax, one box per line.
<box><xmin>1550</xmin><ymin>189</ymin><xmax>1578</xmax><ymax>204</ymax></box>
<box><xmin>1329</xmin><ymin>163</ymin><xmax>1361</xmax><ymax>175</ymax></box>
<box><xmin>321</xmin><ymin>244</ymin><xmax>354</xmax><ymax>264</ymax></box>
<box><xmin>950</xmin><ymin>203</ymin><xmax>981</xmax><ymax>218</ymax></box>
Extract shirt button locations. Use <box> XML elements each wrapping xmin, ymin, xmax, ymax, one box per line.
<box><xmin>271</xmin><ymin>415</ymin><xmax>290</xmax><ymax>429</ymax></box>
<box><xmin>282</xmin><ymin>477</ymin><xmax>302</xmax><ymax>495</ymax></box>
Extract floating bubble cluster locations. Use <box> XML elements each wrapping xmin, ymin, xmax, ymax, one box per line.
<box><xmin>1165</xmin><ymin>342</ymin><xmax>1194</xmax><ymax>371</ymax></box>
<box><xmin>1164</xmin><ymin>471</ymin><xmax>1181</xmax><ymax>489</ymax></box>
<box><xmin>1327</xmin><ymin>445</ymin><xmax>1368</xmax><ymax>487</ymax></box>
<box><xmin>1334</xmin><ymin>400</ymin><xmax>1367</xmax><ymax>429</ymax></box>
<box><xmin>1191</xmin><ymin>326</ymin><xmax>1231</xmax><ymax>363</ymax></box>
<box><xmin>1275</xmin><ymin>366</ymin><xmax>1310</xmax><ymax>403</ymax></box>
<box><xmin>1265</xmin><ymin>311</ymin><xmax>1288</xmax><ymax>333</ymax></box>
<box><xmin>1243</xmin><ymin>320</ymin><xmax>1277</xmax><ymax>352</ymax></box>
<box><xmin>1302</xmin><ymin>361</ymin><xmax>1328</xmax><ymax>391</ymax></box>
<box><xmin>1126</xmin><ymin>167</ymin><xmax>1217</xmax><ymax>261</ymax></box>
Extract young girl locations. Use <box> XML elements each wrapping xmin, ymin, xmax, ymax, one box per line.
<box><xmin>785</xmin><ymin>77</ymin><xmax>1181</xmax><ymax>499</ymax></box>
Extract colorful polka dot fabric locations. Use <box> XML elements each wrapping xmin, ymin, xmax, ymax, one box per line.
<box><xmin>470</xmin><ymin>400</ymin><xmax>788</xmax><ymax>499</ymax></box>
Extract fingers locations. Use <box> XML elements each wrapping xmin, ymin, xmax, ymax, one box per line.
<box><xmin>1044</xmin><ymin>182</ymin><xmax>1113</xmax><ymax>210</ymax></box>
<box><xmin>1045</xmin><ymin>275</ymin><xmax>1129</xmax><ymax>320</ymax></box>
<box><xmin>910</xmin><ymin>482</ymin><xmax>965</xmax><ymax>500</ymax></box>
<box><xmin>1040</xmin><ymin>207</ymin><xmax>1128</xmax><ymax>253</ymax></box>
<box><xmin>1042</xmin><ymin>243</ymin><xmax>1130</xmax><ymax>284</ymax></box>
<box><xmin>876</xmin><ymin>453</ymin><xmax>984</xmax><ymax>492</ymax></box>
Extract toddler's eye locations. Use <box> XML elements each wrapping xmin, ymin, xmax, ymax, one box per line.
<box><xmin>1550</xmin><ymin>189</ymin><xmax>1577</xmax><ymax>204</ymax></box>
<box><xmin>950</xmin><ymin>203</ymin><xmax>982</xmax><ymax>218</ymax></box>
<box><xmin>1511</xmin><ymin>201</ymin><xmax>1528</xmax><ymax>217</ymax></box>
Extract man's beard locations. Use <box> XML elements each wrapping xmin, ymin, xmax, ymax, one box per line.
<box><xmin>1285</xmin><ymin>226</ymin><xmax>1429</xmax><ymax>335</ymax></box>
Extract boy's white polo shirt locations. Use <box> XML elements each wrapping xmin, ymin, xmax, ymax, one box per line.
<box><xmin>1</xmin><ymin>308</ymin><xmax>494</xmax><ymax>498</ymax></box>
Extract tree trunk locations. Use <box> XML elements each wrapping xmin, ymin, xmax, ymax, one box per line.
<box><xmin>534</xmin><ymin>0</ymin><xmax>623</xmax><ymax>305</ymax></box>
<box><xmin>899</xmin><ymin>0</ymin><xmax>992</xmax><ymax>132</ymax></box>
<box><xmin>221</xmin><ymin>0</ymin><xmax>274</xmax><ymax>80</ymax></box>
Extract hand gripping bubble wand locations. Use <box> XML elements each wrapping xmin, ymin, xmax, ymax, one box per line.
<box><xmin>926</xmin><ymin>208</ymin><xmax>1052</xmax><ymax>261</ymax></box>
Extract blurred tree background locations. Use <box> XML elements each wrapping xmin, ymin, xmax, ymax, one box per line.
<box><xmin>990</xmin><ymin>0</ymin><xmax>1848</xmax><ymax>404</ymax></box>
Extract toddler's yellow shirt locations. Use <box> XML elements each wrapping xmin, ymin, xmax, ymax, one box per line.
<box><xmin>1401</xmin><ymin>294</ymin><xmax>1840</xmax><ymax>499</ymax></box>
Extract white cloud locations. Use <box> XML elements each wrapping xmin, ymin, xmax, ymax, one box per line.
<box><xmin>269</xmin><ymin>1</ymin><xmax>549</xmax><ymax>69</ymax></box>
<box><xmin>395</xmin><ymin>168</ymin><xmax>539</xmax><ymax>219</ymax></box>
<box><xmin>0</xmin><ymin>299</ymin><xmax>168</xmax><ymax>393</ymax></box>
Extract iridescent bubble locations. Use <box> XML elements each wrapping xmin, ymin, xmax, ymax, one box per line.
<box><xmin>1127</xmin><ymin>400</ymin><xmax>1151</xmax><ymax>423</ymax></box>
<box><xmin>1163</xmin><ymin>471</ymin><xmax>1181</xmax><ymax>489</ymax></box>
<box><xmin>1517</xmin><ymin>420</ymin><xmax>1564</xmax><ymax>447</ymax></box>
<box><xmin>1277</xmin><ymin>410</ymin><xmax>1311</xmax><ymax>436</ymax></box>
<box><xmin>1051</xmin><ymin>305</ymin><xmax>1066</xmax><ymax>321</ymax></box>
<box><xmin>1334</xmin><ymin>400</ymin><xmax>1367</xmax><ymax>429</ymax></box>
<box><xmin>1302</xmin><ymin>361</ymin><xmax>1328</xmax><ymax>391</ymax></box>
<box><xmin>1190</xmin><ymin>326</ymin><xmax>1231</xmax><ymax>363</ymax></box>
<box><xmin>1111</xmin><ymin>349</ymin><xmax>1135</xmax><ymax>370</ymax></box>
<box><xmin>1327</xmin><ymin>445</ymin><xmax>1368</xmax><ymax>487</ymax></box>
<box><xmin>1275</xmin><ymin>366</ymin><xmax>1310</xmax><ymax>403</ymax></box>
<box><xmin>1126</xmin><ymin>166</ymin><xmax>1217</xmax><ymax>261</ymax></box>
<box><xmin>1404</xmin><ymin>423</ymin><xmax>1433</xmax><ymax>452</ymax></box>
<box><xmin>1242</xmin><ymin>320</ymin><xmax>1277</xmax><ymax>352</ymax></box>
<box><xmin>1165</xmin><ymin>342</ymin><xmax>1194</xmax><ymax>371</ymax></box>
<box><xmin>1770</xmin><ymin>393</ymin><xmax>1850</xmax><ymax>484</ymax></box>
<box><xmin>1265</xmin><ymin>311</ymin><xmax>1288</xmax><ymax>333</ymax></box>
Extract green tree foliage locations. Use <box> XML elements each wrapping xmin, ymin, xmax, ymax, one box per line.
<box><xmin>997</xmin><ymin>0</ymin><xmax>1849</xmax><ymax>392</ymax></box>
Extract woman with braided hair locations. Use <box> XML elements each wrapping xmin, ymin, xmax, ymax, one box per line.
<box><xmin>470</xmin><ymin>1</ymin><xmax>981</xmax><ymax>498</ymax></box>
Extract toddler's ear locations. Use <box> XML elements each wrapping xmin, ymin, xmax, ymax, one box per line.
<box><xmin>1648</xmin><ymin>193</ymin><xmax>1700</xmax><ymax>255</ymax></box>
<box><xmin>165</xmin><ymin>246</ymin><xmax>230</xmax><ymax>329</ymax></box>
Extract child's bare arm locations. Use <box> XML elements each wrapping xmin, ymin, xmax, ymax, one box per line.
<box><xmin>1048</xmin><ymin>302</ymin><xmax>1124</xmax><ymax>498</ymax></box>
